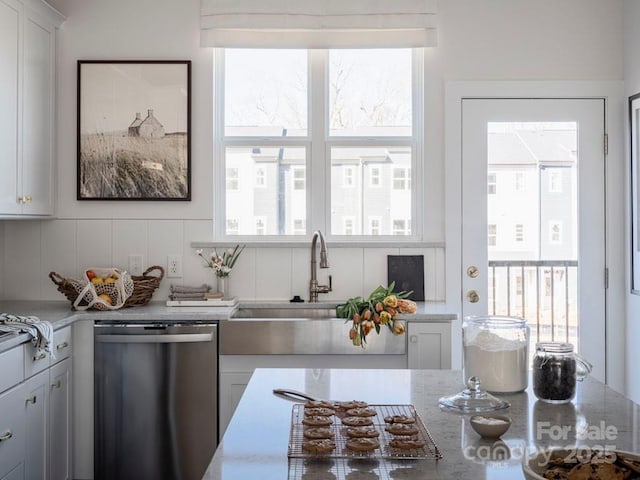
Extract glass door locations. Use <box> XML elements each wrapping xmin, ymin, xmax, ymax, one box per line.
<box><xmin>461</xmin><ymin>98</ymin><xmax>606</xmax><ymax>381</ymax></box>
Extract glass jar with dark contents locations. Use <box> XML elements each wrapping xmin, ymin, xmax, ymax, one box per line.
<box><xmin>533</xmin><ymin>343</ymin><xmax>592</xmax><ymax>404</ymax></box>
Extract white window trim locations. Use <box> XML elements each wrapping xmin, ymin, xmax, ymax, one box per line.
<box><xmin>213</xmin><ymin>48</ymin><xmax>424</xmax><ymax>244</ymax></box>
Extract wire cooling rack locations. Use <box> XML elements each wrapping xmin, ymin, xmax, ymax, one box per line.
<box><xmin>287</xmin><ymin>404</ymin><xmax>442</xmax><ymax>461</ymax></box>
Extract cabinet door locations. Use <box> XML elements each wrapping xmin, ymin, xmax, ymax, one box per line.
<box><xmin>22</xmin><ymin>6</ymin><xmax>54</xmax><ymax>216</ymax></box>
<box><xmin>24</xmin><ymin>370</ymin><xmax>49</xmax><ymax>480</ymax></box>
<box><xmin>0</xmin><ymin>383</ymin><xmax>26</xmax><ymax>479</ymax></box>
<box><xmin>407</xmin><ymin>323</ymin><xmax>452</xmax><ymax>369</ymax></box>
<box><xmin>0</xmin><ymin>0</ymin><xmax>21</xmax><ymax>215</ymax></box>
<box><xmin>49</xmin><ymin>358</ymin><xmax>71</xmax><ymax>480</ymax></box>
<box><xmin>219</xmin><ymin>372</ymin><xmax>252</xmax><ymax>438</ymax></box>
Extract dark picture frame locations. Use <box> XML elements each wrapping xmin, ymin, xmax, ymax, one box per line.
<box><xmin>630</xmin><ymin>93</ymin><xmax>640</xmax><ymax>294</ymax></box>
<box><xmin>77</xmin><ymin>60</ymin><xmax>191</xmax><ymax>200</ymax></box>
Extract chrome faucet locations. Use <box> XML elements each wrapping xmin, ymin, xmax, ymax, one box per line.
<box><xmin>309</xmin><ymin>230</ymin><xmax>332</xmax><ymax>303</ymax></box>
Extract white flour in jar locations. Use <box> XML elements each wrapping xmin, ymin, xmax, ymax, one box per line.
<box><xmin>464</xmin><ymin>329</ymin><xmax>528</xmax><ymax>393</ymax></box>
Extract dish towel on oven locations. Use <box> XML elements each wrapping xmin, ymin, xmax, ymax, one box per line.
<box><xmin>0</xmin><ymin>313</ymin><xmax>55</xmax><ymax>359</ymax></box>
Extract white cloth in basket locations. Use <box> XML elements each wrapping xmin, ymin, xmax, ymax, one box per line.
<box><xmin>0</xmin><ymin>313</ymin><xmax>55</xmax><ymax>359</ymax></box>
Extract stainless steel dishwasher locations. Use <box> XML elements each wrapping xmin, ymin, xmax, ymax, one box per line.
<box><xmin>94</xmin><ymin>321</ymin><xmax>218</xmax><ymax>480</ymax></box>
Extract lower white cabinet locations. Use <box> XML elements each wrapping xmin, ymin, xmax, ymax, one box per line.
<box><xmin>218</xmin><ymin>352</ymin><xmax>408</xmax><ymax>437</ymax></box>
<box><xmin>0</xmin><ymin>327</ymin><xmax>73</xmax><ymax>480</ymax></box>
<box><xmin>0</xmin><ymin>383</ymin><xmax>27</xmax><ymax>480</ymax></box>
<box><xmin>22</xmin><ymin>357</ymin><xmax>72</xmax><ymax>480</ymax></box>
<box><xmin>49</xmin><ymin>358</ymin><xmax>71</xmax><ymax>480</ymax></box>
<box><xmin>24</xmin><ymin>370</ymin><xmax>48</xmax><ymax>480</ymax></box>
<box><xmin>219</xmin><ymin>371</ymin><xmax>253</xmax><ymax>438</ymax></box>
<box><xmin>407</xmin><ymin>322</ymin><xmax>452</xmax><ymax>369</ymax></box>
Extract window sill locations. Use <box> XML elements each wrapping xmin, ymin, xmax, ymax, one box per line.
<box><xmin>191</xmin><ymin>240</ymin><xmax>445</xmax><ymax>249</ymax></box>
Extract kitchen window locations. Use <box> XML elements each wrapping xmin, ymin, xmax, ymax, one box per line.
<box><xmin>214</xmin><ymin>48</ymin><xmax>423</xmax><ymax>241</ymax></box>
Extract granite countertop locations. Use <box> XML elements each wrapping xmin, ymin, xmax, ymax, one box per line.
<box><xmin>204</xmin><ymin>368</ymin><xmax>640</xmax><ymax>480</ymax></box>
<box><xmin>0</xmin><ymin>300</ymin><xmax>456</xmax><ymax>353</ymax></box>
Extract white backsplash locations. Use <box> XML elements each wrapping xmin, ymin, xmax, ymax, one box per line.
<box><xmin>1</xmin><ymin>219</ymin><xmax>445</xmax><ymax>303</ymax></box>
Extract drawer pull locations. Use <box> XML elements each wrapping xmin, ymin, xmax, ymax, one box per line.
<box><xmin>0</xmin><ymin>431</ymin><xmax>13</xmax><ymax>442</ymax></box>
<box><xmin>33</xmin><ymin>352</ymin><xmax>47</xmax><ymax>361</ymax></box>
<box><xmin>26</xmin><ymin>395</ymin><xmax>37</xmax><ymax>405</ymax></box>
<box><xmin>51</xmin><ymin>380</ymin><xmax>61</xmax><ymax>389</ymax></box>
<box><xmin>56</xmin><ymin>341</ymin><xmax>69</xmax><ymax>350</ymax></box>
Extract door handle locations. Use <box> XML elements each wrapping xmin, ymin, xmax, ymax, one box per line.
<box><xmin>95</xmin><ymin>333</ymin><xmax>213</xmax><ymax>344</ymax></box>
<box><xmin>466</xmin><ymin>290</ymin><xmax>480</xmax><ymax>303</ymax></box>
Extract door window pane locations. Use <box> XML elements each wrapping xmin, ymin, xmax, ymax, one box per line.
<box><xmin>330</xmin><ymin>146</ymin><xmax>412</xmax><ymax>235</ymax></box>
<box><xmin>329</xmin><ymin>49</ymin><xmax>412</xmax><ymax>136</ymax></box>
<box><xmin>225</xmin><ymin>146</ymin><xmax>306</xmax><ymax>235</ymax></box>
<box><xmin>487</xmin><ymin>121</ymin><xmax>578</xmax><ymax>348</ymax></box>
<box><xmin>225</xmin><ymin>49</ymin><xmax>307</xmax><ymax>136</ymax></box>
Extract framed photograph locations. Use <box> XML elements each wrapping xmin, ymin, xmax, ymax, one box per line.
<box><xmin>630</xmin><ymin>93</ymin><xmax>640</xmax><ymax>293</ymax></box>
<box><xmin>77</xmin><ymin>60</ymin><xmax>191</xmax><ymax>200</ymax></box>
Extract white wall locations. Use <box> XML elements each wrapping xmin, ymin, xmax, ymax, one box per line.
<box><xmin>0</xmin><ymin>0</ymin><xmax>629</xmax><ymax>379</ymax></box>
<box><xmin>624</xmin><ymin>0</ymin><xmax>640</xmax><ymax>403</ymax></box>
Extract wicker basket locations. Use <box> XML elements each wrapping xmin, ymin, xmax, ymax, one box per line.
<box><xmin>49</xmin><ymin>265</ymin><xmax>164</xmax><ymax>309</ymax></box>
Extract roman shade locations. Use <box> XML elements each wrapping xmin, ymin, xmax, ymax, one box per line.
<box><xmin>200</xmin><ymin>0</ymin><xmax>438</xmax><ymax>48</ymax></box>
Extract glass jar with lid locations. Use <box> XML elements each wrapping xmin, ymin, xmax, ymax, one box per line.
<box><xmin>463</xmin><ymin>316</ymin><xmax>530</xmax><ymax>393</ymax></box>
<box><xmin>533</xmin><ymin>342</ymin><xmax>592</xmax><ymax>404</ymax></box>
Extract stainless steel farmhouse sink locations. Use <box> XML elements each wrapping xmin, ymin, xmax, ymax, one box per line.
<box><xmin>221</xmin><ymin>304</ymin><xmax>406</xmax><ymax>355</ymax></box>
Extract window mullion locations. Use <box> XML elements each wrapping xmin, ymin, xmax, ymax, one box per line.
<box><xmin>309</xmin><ymin>49</ymin><xmax>327</xmax><ymax>235</ymax></box>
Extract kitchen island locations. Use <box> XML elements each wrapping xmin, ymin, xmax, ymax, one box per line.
<box><xmin>204</xmin><ymin>368</ymin><xmax>640</xmax><ymax>480</ymax></box>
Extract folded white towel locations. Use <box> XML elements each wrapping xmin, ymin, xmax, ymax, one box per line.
<box><xmin>0</xmin><ymin>313</ymin><xmax>55</xmax><ymax>359</ymax></box>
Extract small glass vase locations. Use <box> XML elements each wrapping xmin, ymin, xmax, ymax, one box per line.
<box><xmin>217</xmin><ymin>275</ymin><xmax>228</xmax><ymax>299</ymax></box>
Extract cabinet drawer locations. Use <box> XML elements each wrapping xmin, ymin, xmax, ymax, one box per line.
<box><xmin>0</xmin><ymin>347</ymin><xmax>23</xmax><ymax>394</ymax></box>
<box><xmin>0</xmin><ymin>383</ymin><xmax>26</xmax><ymax>479</ymax></box>
<box><xmin>23</xmin><ymin>342</ymin><xmax>50</xmax><ymax>379</ymax></box>
<box><xmin>52</xmin><ymin>326</ymin><xmax>72</xmax><ymax>362</ymax></box>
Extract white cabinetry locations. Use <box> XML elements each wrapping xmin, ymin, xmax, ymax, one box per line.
<box><xmin>49</xmin><ymin>358</ymin><xmax>71</xmax><ymax>480</ymax></box>
<box><xmin>407</xmin><ymin>322</ymin><xmax>452</xmax><ymax>369</ymax></box>
<box><xmin>24</xmin><ymin>370</ymin><xmax>48</xmax><ymax>480</ymax></box>
<box><xmin>218</xmin><ymin>353</ymin><xmax>407</xmax><ymax>437</ymax></box>
<box><xmin>0</xmin><ymin>326</ymin><xmax>73</xmax><ymax>480</ymax></box>
<box><xmin>0</xmin><ymin>383</ymin><xmax>27</xmax><ymax>480</ymax></box>
<box><xmin>0</xmin><ymin>0</ymin><xmax>63</xmax><ymax>217</ymax></box>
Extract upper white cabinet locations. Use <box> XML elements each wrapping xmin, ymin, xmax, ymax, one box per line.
<box><xmin>0</xmin><ymin>0</ymin><xmax>63</xmax><ymax>217</ymax></box>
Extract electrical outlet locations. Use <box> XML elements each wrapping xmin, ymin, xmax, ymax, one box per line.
<box><xmin>128</xmin><ymin>254</ymin><xmax>144</xmax><ymax>276</ymax></box>
<box><xmin>167</xmin><ymin>254</ymin><xmax>183</xmax><ymax>278</ymax></box>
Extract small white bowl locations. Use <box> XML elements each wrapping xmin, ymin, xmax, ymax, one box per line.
<box><xmin>469</xmin><ymin>414</ymin><xmax>512</xmax><ymax>438</ymax></box>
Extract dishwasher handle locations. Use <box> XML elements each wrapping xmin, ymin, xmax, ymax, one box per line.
<box><xmin>95</xmin><ymin>333</ymin><xmax>213</xmax><ymax>344</ymax></box>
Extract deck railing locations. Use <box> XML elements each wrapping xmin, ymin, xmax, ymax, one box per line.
<box><xmin>487</xmin><ymin>260</ymin><xmax>578</xmax><ymax>346</ymax></box>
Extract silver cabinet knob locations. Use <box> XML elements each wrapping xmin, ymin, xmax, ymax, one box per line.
<box><xmin>56</xmin><ymin>341</ymin><xmax>69</xmax><ymax>350</ymax></box>
<box><xmin>26</xmin><ymin>395</ymin><xmax>37</xmax><ymax>405</ymax></box>
<box><xmin>0</xmin><ymin>431</ymin><xmax>13</xmax><ymax>442</ymax></box>
<box><xmin>467</xmin><ymin>266</ymin><xmax>479</xmax><ymax>278</ymax></box>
